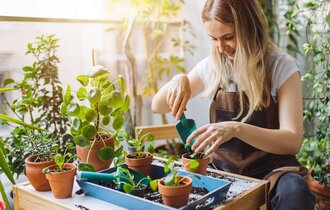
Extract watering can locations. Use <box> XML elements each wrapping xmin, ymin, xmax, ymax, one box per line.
<box><xmin>175</xmin><ymin>113</ymin><xmax>198</xmax><ymax>152</ymax></box>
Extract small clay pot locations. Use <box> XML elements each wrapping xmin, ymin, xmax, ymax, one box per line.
<box><xmin>125</xmin><ymin>152</ymin><xmax>153</xmax><ymax>176</ymax></box>
<box><xmin>25</xmin><ymin>156</ymin><xmax>54</xmax><ymax>191</ymax></box>
<box><xmin>306</xmin><ymin>174</ymin><xmax>330</xmax><ymax>198</ymax></box>
<box><xmin>158</xmin><ymin>176</ymin><xmax>192</xmax><ymax>208</ymax></box>
<box><xmin>182</xmin><ymin>153</ymin><xmax>210</xmax><ymax>175</ymax></box>
<box><xmin>45</xmin><ymin>163</ymin><xmax>77</xmax><ymax>199</ymax></box>
<box><xmin>76</xmin><ymin>135</ymin><xmax>114</xmax><ymax>171</ymax></box>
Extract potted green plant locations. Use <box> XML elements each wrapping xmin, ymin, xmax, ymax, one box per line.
<box><xmin>62</xmin><ymin>64</ymin><xmax>130</xmax><ymax>171</ymax></box>
<box><xmin>157</xmin><ymin>158</ymin><xmax>193</xmax><ymax>208</ymax></box>
<box><xmin>182</xmin><ymin>152</ymin><xmax>209</xmax><ymax>175</ymax></box>
<box><xmin>114</xmin><ymin>167</ymin><xmax>157</xmax><ymax>197</ymax></box>
<box><xmin>24</xmin><ymin>131</ymin><xmax>55</xmax><ymax>191</ymax></box>
<box><xmin>1</xmin><ymin>34</ymin><xmax>69</xmax><ymax>179</ymax></box>
<box><xmin>43</xmin><ymin>143</ymin><xmax>76</xmax><ymax>199</ymax></box>
<box><xmin>125</xmin><ymin>130</ymin><xmax>154</xmax><ymax>176</ymax></box>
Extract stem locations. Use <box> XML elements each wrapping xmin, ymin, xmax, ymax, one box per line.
<box><xmin>86</xmin><ymin>139</ymin><xmax>96</xmax><ymax>164</ymax></box>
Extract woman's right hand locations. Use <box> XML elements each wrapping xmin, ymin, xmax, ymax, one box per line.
<box><xmin>166</xmin><ymin>74</ymin><xmax>191</xmax><ymax>120</ymax></box>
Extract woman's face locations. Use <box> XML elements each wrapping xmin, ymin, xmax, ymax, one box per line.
<box><xmin>205</xmin><ymin>20</ymin><xmax>237</xmax><ymax>60</ymax></box>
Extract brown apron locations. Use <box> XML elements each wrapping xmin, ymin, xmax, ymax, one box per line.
<box><xmin>210</xmin><ymin>87</ymin><xmax>307</xmax><ymax>208</ymax></box>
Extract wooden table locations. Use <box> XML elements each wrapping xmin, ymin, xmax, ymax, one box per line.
<box><xmin>13</xmin><ymin>161</ymin><xmax>268</xmax><ymax>210</ymax></box>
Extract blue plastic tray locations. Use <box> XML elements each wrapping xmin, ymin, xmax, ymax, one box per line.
<box><xmin>77</xmin><ymin>164</ymin><xmax>231</xmax><ymax>210</ymax></box>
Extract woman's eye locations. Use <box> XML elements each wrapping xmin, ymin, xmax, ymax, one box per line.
<box><xmin>211</xmin><ymin>38</ymin><xmax>217</xmax><ymax>42</ymax></box>
<box><xmin>224</xmin><ymin>36</ymin><xmax>234</xmax><ymax>40</ymax></box>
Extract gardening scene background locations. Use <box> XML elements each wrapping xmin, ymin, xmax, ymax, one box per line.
<box><xmin>0</xmin><ymin>0</ymin><xmax>329</xmax><ymax>205</ymax></box>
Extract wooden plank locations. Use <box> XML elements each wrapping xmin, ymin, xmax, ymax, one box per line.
<box><xmin>135</xmin><ymin>124</ymin><xmax>179</xmax><ymax>140</ymax></box>
<box><xmin>13</xmin><ymin>183</ymin><xmax>72</xmax><ymax>210</ymax></box>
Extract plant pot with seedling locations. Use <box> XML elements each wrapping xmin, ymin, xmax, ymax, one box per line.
<box><xmin>43</xmin><ymin>143</ymin><xmax>77</xmax><ymax>199</ymax></box>
<box><xmin>125</xmin><ymin>129</ymin><xmax>154</xmax><ymax>176</ymax></box>
<box><xmin>182</xmin><ymin>152</ymin><xmax>210</xmax><ymax>175</ymax></box>
<box><xmin>62</xmin><ymin>64</ymin><xmax>130</xmax><ymax>171</ymax></box>
<box><xmin>114</xmin><ymin>167</ymin><xmax>158</xmax><ymax>197</ymax></box>
<box><xmin>157</xmin><ymin>158</ymin><xmax>197</xmax><ymax>208</ymax></box>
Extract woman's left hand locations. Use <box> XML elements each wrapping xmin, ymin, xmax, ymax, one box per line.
<box><xmin>186</xmin><ymin>121</ymin><xmax>240</xmax><ymax>156</ymax></box>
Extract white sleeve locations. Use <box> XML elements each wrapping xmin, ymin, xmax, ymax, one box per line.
<box><xmin>272</xmin><ymin>53</ymin><xmax>300</xmax><ymax>93</ymax></box>
<box><xmin>190</xmin><ymin>57</ymin><xmax>210</xmax><ymax>87</ymax></box>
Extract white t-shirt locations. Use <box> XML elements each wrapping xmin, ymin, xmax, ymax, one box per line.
<box><xmin>192</xmin><ymin>51</ymin><xmax>300</xmax><ymax>102</ymax></box>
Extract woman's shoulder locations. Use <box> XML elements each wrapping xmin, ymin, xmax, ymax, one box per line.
<box><xmin>267</xmin><ymin>50</ymin><xmax>300</xmax><ymax>93</ymax></box>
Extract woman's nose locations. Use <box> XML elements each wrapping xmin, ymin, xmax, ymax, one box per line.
<box><xmin>217</xmin><ymin>40</ymin><xmax>226</xmax><ymax>53</ymax></box>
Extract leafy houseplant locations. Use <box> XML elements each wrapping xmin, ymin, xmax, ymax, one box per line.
<box><xmin>114</xmin><ymin>167</ymin><xmax>157</xmax><ymax>197</ymax></box>
<box><xmin>62</xmin><ymin>65</ymin><xmax>130</xmax><ymax>171</ymax></box>
<box><xmin>24</xmin><ymin>131</ymin><xmax>56</xmax><ymax>191</ymax></box>
<box><xmin>0</xmin><ymin>34</ymin><xmax>69</xmax><ymax>178</ymax></box>
<box><xmin>157</xmin><ymin>158</ymin><xmax>193</xmax><ymax>208</ymax></box>
<box><xmin>127</xmin><ymin>129</ymin><xmax>155</xmax><ymax>154</ymax></box>
<box><xmin>43</xmin><ymin>143</ymin><xmax>77</xmax><ymax>199</ymax></box>
<box><xmin>125</xmin><ymin>130</ymin><xmax>154</xmax><ymax>176</ymax></box>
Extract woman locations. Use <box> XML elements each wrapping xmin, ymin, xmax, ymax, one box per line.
<box><xmin>152</xmin><ymin>0</ymin><xmax>315</xmax><ymax>209</ymax></box>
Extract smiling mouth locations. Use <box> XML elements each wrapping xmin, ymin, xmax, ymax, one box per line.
<box><xmin>224</xmin><ymin>46</ymin><xmax>236</xmax><ymax>57</ymax></box>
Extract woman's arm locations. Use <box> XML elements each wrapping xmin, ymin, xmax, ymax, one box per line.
<box><xmin>188</xmin><ymin>72</ymin><xmax>303</xmax><ymax>156</ymax></box>
<box><xmin>151</xmin><ymin>70</ymin><xmax>205</xmax><ymax>120</ymax></box>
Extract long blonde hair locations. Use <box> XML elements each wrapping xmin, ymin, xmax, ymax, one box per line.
<box><xmin>202</xmin><ymin>0</ymin><xmax>277</xmax><ymax>122</ymax></box>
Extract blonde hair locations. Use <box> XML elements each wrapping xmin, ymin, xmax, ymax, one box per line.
<box><xmin>202</xmin><ymin>0</ymin><xmax>277</xmax><ymax>122</ymax></box>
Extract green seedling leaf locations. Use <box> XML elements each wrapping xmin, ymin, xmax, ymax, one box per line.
<box><xmin>118</xmin><ymin>75</ymin><xmax>126</xmax><ymax>93</ymax></box>
<box><xmin>150</xmin><ymin>180</ymin><xmax>158</xmax><ymax>191</ymax></box>
<box><xmin>164</xmin><ymin>173</ymin><xmax>175</xmax><ymax>186</ymax></box>
<box><xmin>123</xmin><ymin>95</ymin><xmax>130</xmax><ymax>112</ymax></box>
<box><xmin>98</xmin><ymin>146</ymin><xmax>114</xmax><ymax>161</ymax></box>
<box><xmin>72</xmin><ymin>117</ymin><xmax>81</xmax><ymax>130</ymax></box>
<box><xmin>74</xmin><ymin>135</ymin><xmax>90</xmax><ymax>147</ymax></box>
<box><xmin>147</xmin><ymin>144</ymin><xmax>154</xmax><ymax>154</ymax></box>
<box><xmin>81</xmin><ymin>125</ymin><xmax>97</xmax><ymax>139</ymax></box>
<box><xmin>123</xmin><ymin>183</ymin><xmax>132</xmax><ymax>193</ymax></box>
<box><xmin>42</xmin><ymin>168</ymin><xmax>51</xmax><ymax>174</ymax></box>
<box><xmin>188</xmin><ymin>160</ymin><xmax>199</xmax><ymax>170</ymax></box>
<box><xmin>64</xmin><ymin>84</ymin><xmax>71</xmax><ymax>104</ymax></box>
<box><xmin>99</xmin><ymin>101</ymin><xmax>112</xmax><ymax>115</ymax></box>
<box><xmin>2</xmin><ymin>78</ymin><xmax>15</xmax><ymax>86</ymax></box>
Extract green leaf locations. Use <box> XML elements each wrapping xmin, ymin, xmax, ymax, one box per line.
<box><xmin>123</xmin><ymin>95</ymin><xmax>130</xmax><ymax>112</ymax></box>
<box><xmin>164</xmin><ymin>173</ymin><xmax>175</xmax><ymax>186</ymax></box>
<box><xmin>2</xmin><ymin>78</ymin><xmax>15</xmax><ymax>86</ymax></box>
<box><xmin>118</xmin><ymin>75</ymin><xmax>126</xmax><ymax>93</ymax></box>
<box><xmin>123</xmin><ymin>183</ymin><xmax>132</xmax><ymax>193</ymax></box>
<box><xmin>54</xmin><ymin>154</ymin><xmax>65</xmax><ymax>166</ymax></box>
<box><xmin>147</xmin><ymin>144</ymin><xmax>154</xmax><ymax>154</ymax></box>
<box><xmin>74</xmin><ymin>135</ymin><xmax>90</xmax><ymax>147</ymax></box>
<box><xmin>85</xmin><ymin>109</ymin><xmax>97</xmax><ymax>122</ymax></box>
<box><xmin>0</xmin><ymin>113</ymin><xmax>42</xmax><ymax>131</ymax></box>
<box><xmin>150</xmin><ymin>180</ymin><xmax>158</xmax><ymax>191</ymax></box>
<box><xmin>72</xmin><ymin>117</ymin><xmax>82</xmax><ymax>130</ymax></box>
<box><xmin>67</xmin><ymin>103</ymin><xmax>80</xmax><ymax>116</ymax></box>
<box><xmin>0</xmin><ymin>145</ymin><xmax>15</xmax><ymax>184</ymax></box>
<box><xmin>78</xmin><ymin>163</ymin><xmax>96</xmax><ymax>172</ymax></box>
<box><xmin>76</xmin><ymin>75</ymin><xmax>89</xmax><ymax>87</ymax></box>
<box><xmin>0</xmin><ymin>87</ymin><xmax>16</xmax><ymax>93</ymax></box>
<box><xmin>77</xmin><ymin>87</ymin><xmax>87</xmax><ymax>100</ymax></box>
<box><xmin>113</xmin><ymin>115</ymin><xmax>124</xmax><ymax>130</ymax></box>
<box><xmin>0</xmin><ymin>181</ymin><xmax>10</xmax><ymax>210</ymax></box>
<box><xmin>64</xmin><ymin>84</ymin><xmax>72</xmax><ymax>104</ymax></box>
<box><xmin>81</xmin><ymin>125</ymin><xmax>97</xmax><ymax>139</ymax></box>
<box><xmin>99</xmin><ymin>101</ymin><xmax>112</xmax><ymax>116</ymax></box>
<box><xmin>188</xmin><ymin>160</ymin><xmax>200</xmax><ymax>170</ymax></box>
<box><xmin>108</xmin><ymin>90</ymin><xmax>125</xmax><ymax>108</ymax></box>
<box><xmin>98</xmin><ymin>146</ymin><xmax>114</xmax><ymax>161</ymax></box>
<box><xmin>87</xmin><ymin>88</ymin><xmax>101</xmax><ymax>104</ymax></box>
<box><xmin>102</xmin><ymin>116</ymin><xmax>110</xmax><ymax>125</ymax></box>
<box><xmin>22</xmin><ymin>66</ymin><xmax>33</xmax><ymax>72</ymax></box>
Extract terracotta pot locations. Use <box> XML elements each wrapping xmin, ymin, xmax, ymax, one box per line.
<box><xmin>158</xmin><ymin>176</ymin><xmax>192</xmax><ymax>208</ymax></box>
<box><xmin>306</xmin><ymin>174</ymin><xmax>330</xmax><ymax>209</ymax></box>
<box><xmin>76</xmin><ymin>135</ymin><xmax>114</xmax><ymax>171</ymax></box>
<box><xmin>45</xmin><ymin>163</ymin><xmax>77</xmax><ymax>199</ymax></box>
<box><xmin>182</xmin><ymin>153</ymin><xmax>210</xmax><ymax>175</ymax></box>
<box><xmin>125</xmin><ymin>152</ymin><xmax>153</xmax><ymax>176</ymax></box>
<box><xmin>25</xmin><ymin>156</ymin><xmax>55</xmax><ymax>191</ymax></box>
